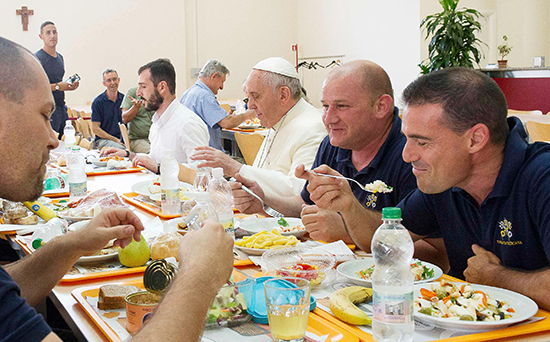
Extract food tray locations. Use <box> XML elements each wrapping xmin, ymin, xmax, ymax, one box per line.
<box><xmin>86</xmin><ymin>166</ymin><xmax>145</xmax><ymax>177</ymax></box>
<box><xmin>72</xmin><ymin>278</ymin><xmax>359</xmax><ymax>342</ymax></box>
<box><xmin>314</xmin><ymin>274</ymin><xmax>550</xmax><ymax>342</ymax></box>
<box><xmin>121</xmin><ymin>192</ymin><xmax>181</xmax><ymax>219</ymax></box>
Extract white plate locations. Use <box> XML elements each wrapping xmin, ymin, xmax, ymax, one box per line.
<box><xmin>238</xmin><ymin>124</ymin><xmax>262</xmax><ymax>130</ymax></box>
<box><xmin>58</xmin><ymin>211</ymin><xmax>94</xmax><ymax>222</ymax></box>
<box><xmin>236</xmin><ymin>217</ymin><xmax>307</xmax><ymax>238</ymax></box>
<box><xmin>337</xmin><ymin>257</ymin><xmax>443</xmax><ymax>287</ymax></box>
<box><xmin>414</xmin><ymin>282</ymin><xmax>538</xmax><ymax>331</ymax></box>
<box><xmin>76</xmin><ymin>251</ymin><xmax>119</xmax><ymax>265</ymax></box>
<box><xmin>234</xmin><ymin>244</ymin><xmax>296</xmax><ymax>256</ymax></box>
<box><xmin>88</xmin><ymin>157</ymin><xmax>107</xmax><ymax>167</ymax></box>
<box><xmin>131</xmin><ymin>180</ymin><xmax>193</xmax><ymax>197</ymax></box>
<box><xmin>68</xmin><ymin>220</ymin><xmax>90</xmax><ymax>231</ymax></box>
<box><xmin>150</xmin><ymin>190</ymin><xmax>200</xmax><ymax>203</ymax></box>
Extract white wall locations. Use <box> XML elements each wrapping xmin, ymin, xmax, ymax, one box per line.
<box><xmin>296</xmin><ymin>0</ymin><xmax>421</xmax><ymax>107</ymax></box>
<box><xmin>1</xmin><ymin>0</ymin><xmax>187</xmax><ymax>107</ymax></box>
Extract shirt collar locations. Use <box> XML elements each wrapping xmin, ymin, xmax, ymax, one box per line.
<box><xmin>152</xmin><ymin>98</ymin><xmax>179</xmax><ymax>125</ymax></box>
<box><xmin>271</xmin><ymin>98</ymin><xmax>307</xmax><ymax>132</ymax></box>
<box><xmin>195</xmin><ymin>80</ymin><xmax>216</xmax><ymax>97</ymax></box>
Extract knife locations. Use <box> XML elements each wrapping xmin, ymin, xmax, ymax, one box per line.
<box><xmin>134</xmin><ymin>195</ymin><xmax>162</xmax><ymax>209</ymax></box>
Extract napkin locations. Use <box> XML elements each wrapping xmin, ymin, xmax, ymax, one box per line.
<box><xmin>142</xmin><ymin>216</ymin><xmax>164</xmax><ymax>242</ymax></box>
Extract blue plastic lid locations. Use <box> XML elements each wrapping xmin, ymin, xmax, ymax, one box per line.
<box><xmin>248</xmin><ymin>276</ymin><xmax>316</xmax><ymax>324</ymax></box>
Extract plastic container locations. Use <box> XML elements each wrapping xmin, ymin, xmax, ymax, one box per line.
<box><xmin>208</xmin><ymin>168</ymin><xmax>234</xmax><ymax>237</ymax></box>
<box><xmin>184</xmin><ymin>192</ymin><xmax>218</xmax><ymax>231</ymax></box>
<box><xmin>371</xmin><ymin>207</ymin><xmax>414</xmax><ymax>342</ymax></box>
<box><xmin>67</xmin><ymin>146</ymin><xmax>87</xmax><ymax>202</ymax></box>
<box><xmin>160</xmin><ymin>149</ymin><xmax>181</xmax><ymax>215</ymax></box>
<box><xmin>30</xmin><ymin>217</ymin><xmax>69</xmax><ymax>249</ymax></box>
<box><xmin>64</xmin><ymin>120</ymin><xmax>76</xmax><ymax>149</ymax></box>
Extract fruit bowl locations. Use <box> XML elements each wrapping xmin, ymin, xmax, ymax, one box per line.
<box><xmin>261</xmin><ymin>248</ymin><xmax>337</xmax><ymax>288</ymax></box>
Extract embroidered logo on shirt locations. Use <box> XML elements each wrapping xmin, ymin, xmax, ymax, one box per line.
<box><xmin>365</xmin><ymin>193</ymin><xmax>378</xmax><ymax>209</ymax></box>
<box><xmin>496</xmin><ymin>219</ymin><xmax>523</xmax><ymax>246</ymax></box>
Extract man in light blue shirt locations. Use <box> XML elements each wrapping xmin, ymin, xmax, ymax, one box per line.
<box><xmin>180</xmin><ymin>59</ymin><xmax>255</xmax><ymax>151</ymax></box>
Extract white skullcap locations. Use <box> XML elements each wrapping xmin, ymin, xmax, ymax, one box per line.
<box><xmin>252</xmin><ymin>57</ymin><xmax>299</xmax><ymax>79</ymax></box>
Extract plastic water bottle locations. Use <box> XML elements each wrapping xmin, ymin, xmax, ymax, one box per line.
<box><xmin>185</xmin><ymin>192</ymin><xmax>218</xmax><ymax>231</ymax></box>
<box><xmin>371</xmin><ymin>207</ymin><xmax>414</xmax><ymax>342</ymax></box>
<box><xmin>30</xmin><ymin>217</ymin><xmax>69</xmax><ymax>249</ymax></box>
<box><xmin>160</xmin><ymin>149</ymin><xmax>181</xmax><ymax>215</ymax></box>
<box><xmin>67</xmin><ymin>146</ymin><xmax>87</xmax><ymax>202</ymax></box>
<box><xmin>64</xmin><ymin>120</ymin><xmax>76</xmax><ymax>148</ymax></box>
<box><xmin>208</xmin><ymin>168</ymin><xmax>235</xmax><ymax>237</ymax></box>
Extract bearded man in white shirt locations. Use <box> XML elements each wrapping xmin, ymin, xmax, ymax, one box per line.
<box><xmin>103</xmin><ymin>59</ymin><xmax>209</xmax><ymax>174</ymax></box>
<box><xmin>191</xmin><ymin>57</ymin><xmax>327</xmax><ymax>197</ymax></box>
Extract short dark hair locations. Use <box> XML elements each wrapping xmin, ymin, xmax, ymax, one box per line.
<box><xmin>138</xmin><ymin>58</ymin><xmax>176</xmax><ymax>95</ymax></box>
<box><xmin>40</xmin><ymin>21</ymin><xmax>55</xmax><ymax>34</ymax></box>
<box><xmin>0</xmin><ymin>36</ymin><xmax>36</xmax><ymax>104</ymax></box>
<box><xmin>402</xmin><ymin>67</ymin><xmax>509</xmax><ymax>146</ymax></box>
<box><xmin>102</xmin><ymin>68</ymin><xmax>118</xmax><ymax>80</ymax></box>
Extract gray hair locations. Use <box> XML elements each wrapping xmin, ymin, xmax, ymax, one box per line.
<box><xmin>102</xmin><ymin>68</ymin><xmax>118</xmax><ymax>81</ymax></box>
<box><xmin>199</xmin><ymin>60</ymin><xmax>230</xmax><ymax>78</ymax></box>
<box><xmin>259</xmin><ymin>71</ymin><xmax>302</xmax><ymax>100</ymax></box>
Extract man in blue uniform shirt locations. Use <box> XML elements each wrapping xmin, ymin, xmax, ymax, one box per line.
<box><xmin>301</xmin><ymin>67</ymin><xmax>550</xmax><ymax>310</ymax></box>
<box><xmin>180</xmin><ymin>59</ymin><xmax>255</xmax><ymax>151</ymax></box>
<box><xmin>91</xmin><ymin>69</ymin><xmax>126</xmax><ymax>149</ymax></box>
<box><xmin>35</xmin><ymin>21</ymin><xmax>79</xmax><ymax>138</ymax></box>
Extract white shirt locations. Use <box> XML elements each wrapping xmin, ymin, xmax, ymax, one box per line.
<box><xmin>148</xmin><ymin>99</ymin><xmax>209</xmax><ymax>163</ymax></box>
<box><xmin>240</xmin><ymin>98</ymin><xmax>327</xmax><ymax>197</ymax></box>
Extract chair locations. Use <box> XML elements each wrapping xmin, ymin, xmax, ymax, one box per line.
<box><xmin>119</xmin><ymin>123</ymin><xmax>131</xmax><ymax>151</ymax></box>
<box><xmin>526</xmin><ymin>121</ymin><xmax>550</xmax><ymax>142</ymax></box>
<box><xmin>77</xmin><ymin>117</ymin><xmax>94</xmax><ymax>140</ymax></box>
<box><xmin>508</xmin><ymin>109</ymin><xmax>543</xmax><ymax>116</ymax></box>
<box><xmin>220</xmin><ymin>103</ymin><xmax>232</xmax><ymax>114</ymax></box>
<box><xmin>234</xmin><ymin>132</ymin><xmax>265</xmax><ymax>165</ymax></box>
<box><xmin>78</xmin><ymin>138</ymin><xmax>92</xmax><ymax>150</ymax></box>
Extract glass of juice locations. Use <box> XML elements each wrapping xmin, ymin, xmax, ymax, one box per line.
<box><xmin>264</xmin><ymin>277</ymin><xmax>310</xmax><ymax>342</ymax></box>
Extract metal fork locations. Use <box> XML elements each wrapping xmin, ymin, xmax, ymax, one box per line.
<box><xmin>306</xmin><ymin>169</ymin><xmax>378</xmax><ymax>193</ymax></box>
<box><xmin>229</xmin><ymin>177</ymin><xmax>284</xmax><ymax>218</ymax></box>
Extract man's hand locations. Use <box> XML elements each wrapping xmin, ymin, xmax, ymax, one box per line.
<box><xmin>191</xmin><ymin>146</ymin><xmax>242</xmax><ymax>177</ymax></box>
<box><xmin>244</xmin><ymin>109</ymin><xmax>256</xmax><ymax>121</ymax></box>
<box><xmin>69</xmin><ymin>208</ymin><xmax>144</xmax><ymax>256</ymax></box>
<box><xmin>301</xmin><ymin>205</ymin><xmax>350</xmax><ymax>243</ymax></box>
<box><xmin>129</xmin><ymin>95</ymin><xmax>143</xmax><ymax>108</ymax></box>
<box><xmin>230</xmin><ymin>173</ymin><xmax>265</xmax><ymax>214</ymax></box>
<box><xmin>464</xmin><ymin>244</ymin><xmax>503</xmax><ymax>284</ymax></box>
<box><xmin>295</xmin><ymin>164</ymin><xmax>355</xmax><ymax>212</ymax></box>
<box><xmin>178</xmin><ymin>220</ymin><xmax>234</xmax><ymax>288</ymax></box>
<box><xmin>133</xmin><ymin>155</ymin><xmax>158</xmax><ymax>173</ymax></box>
<box><xmin>100</xmin><ymin>147</ymin><xmax>125</xmax><ymax>157</ymax></box>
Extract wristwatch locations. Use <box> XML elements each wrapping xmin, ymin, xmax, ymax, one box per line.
<box><xmin>55</xmin><ymin>83</ymin><xmax>60</xmax><ymax>91</ymax></box>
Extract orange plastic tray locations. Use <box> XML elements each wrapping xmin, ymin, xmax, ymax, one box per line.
<box><xmin>121</xmin><ymin>192</ymin><xmax>181</xmax><ymax>219</ymax></box>
<box><xmin>58</xmin><ymin>166</ymin><xmax>145</xmax><ymax>176</ymax></box>
<box><xmin>315</xmin><ymin>274</ymin><xmax>550</xmax><ymax>342</ymax></box>
<box><xmin>72</xmin><ymin>278</ymin><xmax>359</xmax><ymax>342</ymax></box>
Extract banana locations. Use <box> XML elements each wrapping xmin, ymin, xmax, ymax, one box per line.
<box><xmin>329</xmin><ymin>286</ymin><xmax>373</xmax><ymax>325</ymax></box>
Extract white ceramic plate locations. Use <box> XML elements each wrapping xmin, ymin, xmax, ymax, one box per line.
<box><xmin>414</xmin><ymin>282</ymin><xmax>538</xmax><ymax>331</ymax></box>
<box><xmin>150</xmin><ymin>190</ymin><xmax>200</xmax><ymax>203</ymax></box>
<box><xmin>131</xmin><ymin>180</ymin><xmax>193</xmax><ymax>197</ymax></box>
<box><xmin>238</xmin><ymin>124</ymin><xmax>262</xmax><ymax>130</ymax></box>
<box><xmin>76</xmin><ymin>250</ymin><xmax>119</xmax><ymax>265</ymax></box>
<box><xmin>58</xmin><ymin>211</ymin><xmax>95</xmax><ymax>222</ymax></box>
<box><xmin>88</xmin><ymin>157</ymin><xmax>107</xmax><ymax>167</ymax></box>
<box><xmin>337</xmin><ymin>257</ymin><xmax>443</xmax><ymax>287</ymax></box>
<box><xmin>236</xmin><ymin>217</ymin><xmax>307</xmax><ymax>238</ymax></box>
<box><xmin>234</xmin><ymin>244</ymin><xmax>296</xmax><ymax>256</ymax></box>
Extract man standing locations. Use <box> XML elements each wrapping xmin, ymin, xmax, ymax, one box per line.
<box><xmin>35</xmin><ymin>21</ymin><xmax>79</xmax><ymax>138</ymax></box>
<box><xmin>103</xmin><ymin>59</ymin><xmax>209</xmax><ymax>174</ymax></box>
<box><xmin>91</xmin><ymin>69</ymin><xmax>126</xmax><ymax>149</ymax></box>
<box><xmin>121</xmin><ymin>87</ymin><xmax>154</xmax><ymax>153</ymax></box>
<box><xmin>0</xmin><ymin>36</ymin><xmax>234</xmax><ymax>341</ymax></box>
<box><xmin>180</xmin><ymin>59</ymin><xmax>255</xmax><ymax>151</ymax></box>
<box><xmin>192</xmin><ymin>57</ymin><xmax>327</xmax><ymax>197</ymax></box>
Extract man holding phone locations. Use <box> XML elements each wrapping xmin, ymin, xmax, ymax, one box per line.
<box><xmin>36</xmin><ymin>21</ymin><xmax>79</xmax><ymax>138</ymax></box>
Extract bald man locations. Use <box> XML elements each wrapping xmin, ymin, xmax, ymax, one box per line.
<box><xmin>231</xmin><ymin>61</ymin><xmax>447</xmax><ymax>268</ymax></box>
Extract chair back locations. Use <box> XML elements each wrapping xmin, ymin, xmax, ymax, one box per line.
<box><xmin>220</xmin><ymin>103</ymin><xmax>232</xmax><ymax>113</ymax></box>
<box><xmin>79</xmin><ymin>138</ymin><xmax>92</xmax><ymax>150</ymax></box>
<box><xmin>508</xmin><ymin>109</ymin><xmax>543</xmax><ymax>115</ymax></box>
<box><xmin>119</xmin><ymin>123</ymin><xmax>131</xmax><ymax>151</ymax></box>
<box><xmin>526</xmin><ymin>121</ymin><xmax>550</xmax><ymax>142</ymax></box>
<box><xmin>77</xmin><ymin>117</ymin><xmax>94</xmax><ymax>140</ymax></box>
<box><xmin>234</xmin><ymin>132</ymin><xmax>265</xmax><ymax>165</ymax></box>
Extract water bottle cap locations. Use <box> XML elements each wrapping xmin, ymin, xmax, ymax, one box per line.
<box><xmin>71</xmin><ymin>146</ymin><xmax>80</xmax><ymax>151</ymax></box>
<box><xmin>32</xmin><ymin>238</ymin><xmax>44</xmax><ymax>250</ymax></box>
<box><xmin>382</xmin><ymin>207</ymin><xmax>401</xmax><ymax>219</ymax></box>
<box><xmin>65</xmin><ymin>120</ymin><xmax>72</xmax><ymax>125</ymax></box>
<box><xmin>212</xmin><ymin>167</ymin><xmax>223</xmax><ymax>178</ymax></box>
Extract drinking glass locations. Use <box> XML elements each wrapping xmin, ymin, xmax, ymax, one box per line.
<box><xmin>264</xmin><ymin>277</ymin><xmax>310</xmax><ymax>342</ymax></box>
<box><xmin>194</xmin><ymin>168</ymin><xmax>212</xmax><ymax>191</ymax></box>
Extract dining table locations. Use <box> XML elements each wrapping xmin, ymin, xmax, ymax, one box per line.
<box><xmin>3</xmin><ymin>148</ymin><xmax>550</xmax><ymax>342</ymax></box>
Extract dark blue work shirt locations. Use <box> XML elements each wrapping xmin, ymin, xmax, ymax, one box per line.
<box><xmin>35</xmin><ymin>49</ymin><xmax>67</xmax><ymax>133</ymax></box>
<box><xmin>91</xmin><ymin>91</ymin><xmax>124</xmax><ymax>141</ymax></box>
<box><xmin>301</xmin><ymin>108</ymin><xmax>417</xmax><ymax>210</ymax></box>
<box><xmin>399</xmin><ymin>117</ymin><xmax>550</xmax><ymax>279</ymax></box>
<box><xmin>0</xmin><ymin>267</ymin><xmax>52</xmax><ymax>341</ymax></box>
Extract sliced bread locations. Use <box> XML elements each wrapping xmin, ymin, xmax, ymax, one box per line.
<box><xmin>98</xmin><ymin>285</ymin><xmax>140</xmax><ymax>310</ymax></box>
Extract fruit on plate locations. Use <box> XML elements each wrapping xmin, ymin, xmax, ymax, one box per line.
<box><xmin>329</xmin><ymin>286</ymin><xmax>373</xmax><ymax>325</ymax></box>
<box><xmin>118</xmin><ymin>234</ymin><xmax>150</xmax><ymax>267</ymax></box>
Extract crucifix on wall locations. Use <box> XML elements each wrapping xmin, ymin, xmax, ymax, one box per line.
<box><xmin>16</xmin><ymin>6</ymin><xmax>34</xmax><ymax>31</ymax></box>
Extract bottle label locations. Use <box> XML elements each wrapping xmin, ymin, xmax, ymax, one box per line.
<box><xmin>69</xmin><ymin>182</ymin><xmax>87</xmax><ymax>198</ymax></box>
<box><xmin>372</xmin><ymin>291</ymin><xmax>413</xmax><ymax>323</ymax></box>
<box><xmin>221</xmin><ymin>218</ymin><xmax>235</xmax><ymax>235</ymax></box>
<box><xmin>161</xmin><ymin>189</ymin><xmax>180</xmax><ymax>204</ymax></box>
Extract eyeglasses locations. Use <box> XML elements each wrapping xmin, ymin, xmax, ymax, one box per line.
<box><xmin>243</xmin><ymin>97</ymin><xmax>249</xmax><ymax>104</ymax></box>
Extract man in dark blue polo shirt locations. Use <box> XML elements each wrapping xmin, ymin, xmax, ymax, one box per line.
<box><xmin>301</xmin><ymin>67</ymin><xmax>550</xmax><ymax>310</ymax></box>
<box><xmin>91</xmin><ymin>69</ymin><xmax>125</xmax><ymax>149</ymax></box>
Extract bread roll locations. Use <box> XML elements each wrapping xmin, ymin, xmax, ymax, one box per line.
<box><xmin>150</xmin><ymin>232</ymin><xmax>181</xmax><ymax>261</ymax></box>
<box><xmin>10</xmin><ymin>214</ymin><xmax>38</xmax><ymax>225</ymax></box>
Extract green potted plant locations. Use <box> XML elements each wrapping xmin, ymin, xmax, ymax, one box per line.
<box><xmin>497</xmin><ymin>35</ymin><xmax>512</xmax><ymax>69</ymax></box>
<box><xmin>420</xmin><ymin>0</ymin><xmax>486</xmax><ymax>74</ymax></box>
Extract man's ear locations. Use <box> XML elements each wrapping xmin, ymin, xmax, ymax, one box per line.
<box><xmin>157</xmin><ymin>80</ymin><xmax>167</xmax><ymax>94</ymax></box>
<box><xmin>373</xmin><ymin>94</ymin><xmax>393</xmax><ymax>119</ymax></box>
<box><xmin>467</xmin><ymin>123</ymin><xmax>490</xmax><ymax>153</ymax></box>
<box><xmin>279</xmin><ymin>86</ymin><xmax>292</xmax><ymax>105</ymax></box>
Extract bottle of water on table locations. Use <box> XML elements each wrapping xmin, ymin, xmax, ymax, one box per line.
<box><xmin>160</xmin><ymin>149</ymin><xmax>181</xmax><ymax>215</ymax></box>
<box><xmin>64</xmin><ymin>120</ymin><xmax>76</xmax><ymax>149</ymax></box>
<box><xmin>185</xmin><ymin>192</ymin><xmax>218</xmax><ymax>231</ymax></box>
<box><xmin>371</xmin><ymin>207</ymin><xmax>414</xmax><ymax>342</ymax></box>
<box><xmin>208</xmin><ymin>167</ymin><xmax>235</xmax><ymax>238</ymax></box>
<box><xmin>67</xmin><ymin>146</ymin><xmax>87</xmax><ymax>202</ymax></box>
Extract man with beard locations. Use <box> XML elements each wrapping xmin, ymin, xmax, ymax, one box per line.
<box><xmin>0</xmin><ymin>37</ymin><xmax>234</xmax><ymax>341</ymax></box>
<box><xmin>91</xmin><ymin>69</ymin><xmax>126</xmax><ymax>149</ymax></box>
<box><xmin>102</xmin><ymin>59</ymin><xmax>209</xmax><ymax>174</ymax></box>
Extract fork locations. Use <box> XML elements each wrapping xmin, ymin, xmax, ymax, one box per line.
<box><xmin>229</xmin><ymin>177</ymin><xmax>285</xmax><ymax>218</ymax></box>
<box><xmin>306</xmin><ymin>169</ymin><xmax>376</xmax><ymax>192</ymax></box>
